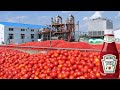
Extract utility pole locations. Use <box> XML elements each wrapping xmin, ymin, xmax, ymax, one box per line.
<box><xmin>50</xmin><ymin>18</ymin><xmax>53</xmax><ymax>48</ymax></box>
<box><xmin>77</xmin><ymin>21</ymin><xmax>80</xmax><ymax>42</ymax></box>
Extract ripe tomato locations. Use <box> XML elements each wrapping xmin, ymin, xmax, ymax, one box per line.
<box><xmin>88</xmin><ymin>63</ymin><xmax>94</xmax><ymax>69</ymax></box>
<box><xmin>80</xmin><ymin>76</ymin><xmax>85</xmax><ymax>79</ymax></box>
<box><xmin>70</xmin><ymin>70</ymin><xmax>74</xmax><ymax>75</ymax></box>
<box><xmin>64</xmin><ymin>52</ymin><xmax>68</xmax><ymax>56</ymax></box>
<box><xmin>84</xmin><ymin>73</ymin><xmax>89</xmax><ymax>79</ymax></box>
<box><xmin>84</xmin><ymin>66</ymin><xmax>89</xmax><ymax>70</ymax></box>
<box><xmin>69</xmin><ymin>75</ymin><xmax>74</xmax><ymax>79</ymax></box>
<box><xmin>72</xmin><ymin>64</ymin><xmax>78</xmax><ymax>70</ymax></box>
<box><xmin>93</xmin><ymin>67</ymin><xmax>98</xmax><ymax>73</ymax></box>
<box><xmin>57</xmin><ymin>73</ymin><xmax>63</xmax><ymax>79</ymax></box>
<box><xmin>62</xmin><ymin>67</ymin><xmax>67</xmax><ymax>71</ymax></box>
<box><xmin>54</xmin><ymin>53</ymin><xmax>59</xmax><ymax>57</ymax></box>
<box><xmin>83</xmin><ymin>68</ymin><xmax>88</xmax><ymax>73</ymax></box>
<box><xmin>80</xmin><ymin>60</ymin><xmax>86</xmax><ymax>65</ymax></box>
<box><xmin>70</xmin><ymin>59</ymin><xmax>75</xmax><ymax>65</ymax></box>
<box><xmin>78</xmin><ymin>65</ymin><xmax>84</xmax><ymax>70</ymax></box>
<box><xmin>94</xmin><ymin>58</ymin><xmax>99</xmax><ymax>63</ymax></box>
<box><xmin>53</xmin><ymin>61</ymin><xmax>58</xmax><ymax>66</ymax></box>
<box><xmin>61</xmin><ymin>70</ymin><xmax>66</xmax><ymax>74</ymax></box>
<box><xmin>39</xmin><ymin>74</ymin><xmax>46</xmax><ymax>79</ymax></box>
<box><xmin>62</xmin><ymin>73</ymin><xmax>69</xmax><ymax>78</ymax></box>
<box><xmin>89</xmin><ymin>73</ymin><xmax>96</xmax><ymax>79</ymax></box>
<box><xmin>96</xmin><ymin>72</ymin><xmax>100</xmax><ymax>79</ymax></box>
<box><xmin>46</xmin><ymin>76</ymin><xmax>52</xmax><ymax>79</ymax></box>
<box><xmin>63</xmin><ymin>63</ymin><xmax>68</xmax><ymax>67</ymax></box>
<box><xmin>50</xmin><ymin>72</ymin><xmax>57</xmax><ymax>78</ymax></box>
<box><xmin>76</xmin><ymin>71</ymin><xmax>83</xmax><ymax>77</ymax></box>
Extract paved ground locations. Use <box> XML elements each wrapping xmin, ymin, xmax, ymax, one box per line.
<box><xmin>12</xmin><ymin>48</ymin><xmax>48</xmax><ymax>54</ymax></box>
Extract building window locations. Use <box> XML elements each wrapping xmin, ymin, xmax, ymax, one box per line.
<box><xmin>102</xmin><ymin>31</ymin><xmax>104</xmax><ymax>35</ymax></box>
<box><xmin>9</xmin><ymin>28</ymin><xmax>14</xmax><ymax>31</ymax></box>
<box><xmin>21</xmin><ymin>34</ymin><xmax>25</xmax><ymax>39</ymax></box>
<box><xmin>98</xmin><ymin>31</ymin><xmax>101</xmax><ymax>36</ymax></box>
<box><xmin>9</xmin><ymin>34</ymin><xmax>14</xmax><ymax>39</ymax></box>
<box><xmin>21</xmin><ymin>29</ymin><xmax>25</xmax><ymax>31</ymax></box>
<box><xmin>31</xmin><ymin>29</ymin><xmax>34</xmax><ymax>32</ymax></box>
<box><xmin>88</xmin><ymin>31</ymin><xmax>92</xmax><ymax>36</ymax></box>
<box><xmin>38</xmin><ymin>34</ymin><xmax>42</xmax><ymax>39</ymax></box>
<box><xmin>93</xmin><ymin>31</ymin><xmax>97</xmax><ymax>36</ymax></box>
<box><xmin>31</xmin><ymin>34</ymin><xmax>34</xmax><ymax>39</ymax></box>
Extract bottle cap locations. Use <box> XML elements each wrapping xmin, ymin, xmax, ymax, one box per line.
<box><xmin>104</xmin><ymin>29</ymin><xmax>114</xmax><ymax>35</ymax></box>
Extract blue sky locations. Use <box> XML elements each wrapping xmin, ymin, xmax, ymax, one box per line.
<box><xmin>0</xmin><ymin>11</ymin><xmax>119</xmax><ymax>32</ymax></box>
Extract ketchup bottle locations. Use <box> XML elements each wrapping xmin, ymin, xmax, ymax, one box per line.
<box><xmin>100</xmin><ymin>29</ymin><xmax>119</xmax><ymax>79</ymax></box>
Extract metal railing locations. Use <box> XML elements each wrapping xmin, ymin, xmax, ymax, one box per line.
<box><xmin>1</xmin><ymin>45</ymin><xmax>120</xmax><ymax>53</ymax></box>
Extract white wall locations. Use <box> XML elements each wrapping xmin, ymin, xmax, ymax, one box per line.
<box><xmin>88</xmin><ymin>19</ymin><xmax>106</xmax><ymax>31</ymax></box>
<box><xmin>114</xmin><ymin>30</ymin><xmax>120</xmax><ymax>39</ymax></box>
<box><xmin>0</xmin><ymin>24</ymin><xmax>4</xmax><ymax>44</ymax></box>
<box><xmin>4</xmin><ymin>26</ymin><xmax>40</xmax><ymax>44</ymax></box>
<box><xmin>88</xmin><ymin>19</ymin><xmax>113</xmax><ymax>32</ymax></box>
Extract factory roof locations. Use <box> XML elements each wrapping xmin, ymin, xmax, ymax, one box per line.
<box><xmin>0</xmin><ymin>22</ymin><xmax>49</xmax><ymax>29</ymax></box>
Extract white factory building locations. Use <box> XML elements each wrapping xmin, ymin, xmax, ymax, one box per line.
<box><xmin>88</xmin><ymin>12</ymin><xmax>113</xmax><ymax>37</ymax></box>
<box><xmin>0</xmin><ymin>22</ymin><xmax>49</xmax><ymax>44</ymax></box>
<box><xmin>114</xmin><ymin>29</ymin><xmax>120</xmax><ymax>42</ymax></box>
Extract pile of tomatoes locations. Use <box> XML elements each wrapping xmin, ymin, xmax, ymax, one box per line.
<box><xmin>0</xmin><ymin>47</ymin><xmax>101</xmax><ymax>79</ymax></box>
<box><xmin>15</xmin><ymin>40</ymin><xmax>92</xmax><ymax>49</ymax></box>
<box><xmin>6</xmin><ymin>40</ymin><xmax>120</xmax><ymax>51</ymax></box>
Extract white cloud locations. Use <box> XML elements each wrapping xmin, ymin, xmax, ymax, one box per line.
<box><xmin>38</xmin><ymin>16</ymin><xmax>50</xmax><ymax>19</ymax></box>
<box><xmin>83</xmin><ymin>11</ymin><xmax>104</xmax><ymax>22</ymax></box>
<box><xmin>115</xmin><ymin>11</ymin><xmax>120</xmax><ymax>19</ymax></box>
<box><xmin>37</xmin><ymin>16</ymin><xmax>51</xmax><ymax>25</ymax></box>
<box><xmin>6</xmin><ymin>16</ymin><xmax>28</xmax><ymax>23</ymax></box>
<box><xmin>89</xmin><ymin>11</ymin><xmax>103</xmax><ymax>19</ymax></box>
<box><xmin>83</xmin><ymin>17</ymin><xmax>89</xmax><ymax>21</ymax></box>
<box><xmin>82</xmin><ymin>11</ymin><xmax>104</xmax><ymax>32</ymax></box>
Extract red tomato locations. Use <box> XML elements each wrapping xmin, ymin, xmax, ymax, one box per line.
<box><xmin>70</xmin><ymin>70</ymin><xmax>74</xmax><ymax>75</ymax></box>
<box><xmin>78</xmin><ymin>65</ymin><xmax>84</xmax><ymax>70</ymax></box>
<box><xmin>69</xmin><ymin>75</ymin><xmax>74</xmax><ymax>79</ymax></box>
<box><xmin>57</xmin><ymin>73</ymin><xmax>63</xmax><ymax>79</ymax></box>
<box><xmin>70</xmin><ymin>59</ymin><xmax>75</xmax><ymax>65</ymax></box>
<box><xmin>93</xmin><ymin>67</ymin><xmax>98</xmax><ymax>73</ymax></box>
<box><xmin>96</xmin><ymin>72</ymin><xmax>100</xmax><ymax>79</ymax></box>
<box><xmin>72</xmin><ymin>64</ymin><xmax>78</xmax><ymax>70</ymax></box>
<box><xmin>62</xmin><ymin>73</ymin><xmax>69</xmax><ymax>78</ymax></box>
<box><xmin>89</xmin><ymin>73</ymin><xmax>96</xmax><ymax>79</ymax></box>
<box><xmin>50</xmin><ymin>72</ymin><xmax>57</xmax><ymax>78</ymax></box>
<box><xmin>84</xmin><ymin>73</ymin><xmax>89</xmax><ymax>79</ymax></box>
<box><xmin>80</xmin><ymin>60</ymin><xmax>86</xmax><ymax>65</ymax></box>
<box><xmin>83</xmin><ymin>68</ymin><xmax>88</xmax><ymax>73</ymax></box>
<box><xmin>88</xmin><ymin>63</ymin><xmax>94</xmax><ymax>69</ymax></box>
<box><xmin>80</xmin><ymin>76</ymin><xmax>85</xmax><ymax>79</ymax></box>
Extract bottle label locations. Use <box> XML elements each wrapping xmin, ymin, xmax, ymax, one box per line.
<box><xmin>102</xmin><ymin>54</ymin><xmax>117</xmax><ymax>74</ymax></box>
<box><xmin>104</xmin><ymin>36</ymin><xmax>115</xmax><ymax>43</ymax></box>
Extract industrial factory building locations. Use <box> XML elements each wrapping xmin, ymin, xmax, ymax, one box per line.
<box><xmin>114</xmin><ymin>29</ymin><xmax>120</xmax><ymax>42</ymax></box>
<box><xmin>88</xmin><ymin>16</ymin><xmax>113</xmax><ymax>38</ymax></box>
<box><xmin>88</xmin><ymin>12</ymin><xmax>113</xmax><ymax>43</ymax></box>
<box><xmin>39</xmin><ymin>15</ymin><xmax>76</xmax><ymax>42</ymax></box>
<box><xmin>0</xmin><ymin>22</ymin><xmax>49</xmax><ymax>44</ymax></box>
<box><xmin>0</xmin><ymin>14</ymin><xmax>76</xmax><ymax>45</ymax></box>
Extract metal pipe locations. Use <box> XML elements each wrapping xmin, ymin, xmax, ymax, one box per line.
<box><xmin>50</xmin><ymin>18</ymin><xmax>52</xmax><ymax>48</ymax></box>
<box><xmin>77</xmin><ymin>21</ymin><xmax>79</xmax><ymax>41</ymax></box>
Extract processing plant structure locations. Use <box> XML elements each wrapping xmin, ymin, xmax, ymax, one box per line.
<box><xmin>38</xmin><ymin>15</ymin><xmax>75</xmax><ymax>42</ymax></box>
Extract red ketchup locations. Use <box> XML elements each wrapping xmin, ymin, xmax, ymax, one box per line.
<box><xmin>100</xmin><ymin>29</ymin><xmax>119</xmax><ymax>79</ymax></box>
